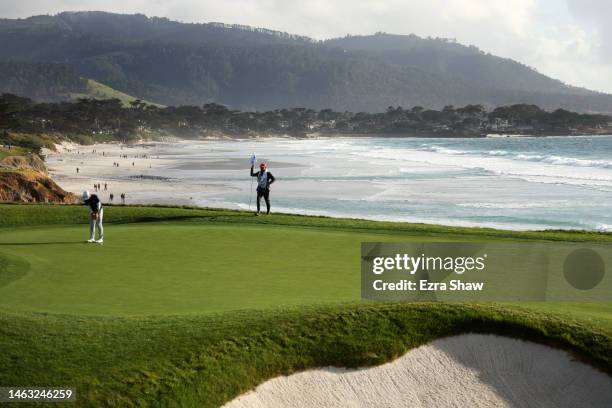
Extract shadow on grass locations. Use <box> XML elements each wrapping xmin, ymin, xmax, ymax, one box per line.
<box><xmin>109</xmin><ymin>215</ymin><xmax>217</xmax><ymax>225</ymax></box>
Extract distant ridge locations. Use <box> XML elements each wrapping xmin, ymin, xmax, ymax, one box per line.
<box><xmin>0</xmin><ymin>11</ymin><xmax>611</xmax><ymax>113</ymax></box>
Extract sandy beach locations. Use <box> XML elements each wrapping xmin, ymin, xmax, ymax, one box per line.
<box><xmin>43</xmin><ymin>141</ymin><xmax>236</xmax><ymax>206</ymax></box>
<box><xmin>41</xmin><ymin>136</ymin><xmax>612</xmax><ymax>231</ymax></box>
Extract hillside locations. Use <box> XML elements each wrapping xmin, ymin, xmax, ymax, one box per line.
<box><xmin>325</xmin><ymin>34</ymin><xmax>577</xmax><ymax>95</ymax></box>
<box><xmin>70</xmin><ymin>78</ymin><xmax>162</xmax><ymax>107</ymax></box>
<box><xmin>0</xmin><ymin>11</ymin><xmax>611</xmax><ymax>113</ymax></box>
<box><xmin>0</xmin><ymin>61</ymin><xmax>87</xmax><ymax>102</ymax></box>
<box><xmin>0</xmin><ymin>61</ymin><xmax>153</xmax><ymax>105</ymax></box>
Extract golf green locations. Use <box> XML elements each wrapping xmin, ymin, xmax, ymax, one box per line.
<box><xmin>1</xmin><ymin>205</ymin><xmax>612</xmax><ymax>407</ymax></box>
<box><xmin>0</xmin><ymin>222</ymin><xmax>416</xmax><ymax>315</ymax></box>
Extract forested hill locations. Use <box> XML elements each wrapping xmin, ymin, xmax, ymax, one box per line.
<box><xmin>1</xmin><ymin>11</ymin><xmax>611</xmax><ymax>114</ymax></box>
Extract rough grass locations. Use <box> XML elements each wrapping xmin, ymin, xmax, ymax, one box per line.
<box><xmin>2</xmin><ymin>203</ymin><xmax>611</xmax><ymax>242</ymax></box>
<box><xmin>0</xmin><ymin>133</ymin><xmax>60</xmax><ymax>153</ymax></box>
<box><xmin>0</xmin><ymin>303</ymin><xmax>611</xmax><ymax>407</ymax></box>
<box><xmin>0</xmin><ymin>145</ymin><xmax>28</xmax><ymax>160</ymax></box>
<box><xmin>0</xmin><ymin>204</ymin><xmax>611</xmax><ymax>407</ymax></box>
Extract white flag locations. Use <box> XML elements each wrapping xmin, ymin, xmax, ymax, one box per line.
<box><xmin>250</xmin><ymin>154</ymin><xmax>257</xmax><ymax>166</ymax></box>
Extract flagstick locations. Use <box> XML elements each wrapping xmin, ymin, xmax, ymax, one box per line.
<box><xmin>249</xmin><ymin>175</ymin><xmax>254</xmax><ymax>210</ymax></box>
<box><xmin>249</xmin><ymin>153</ymin><xmax>256</xmax><ymax>211</ymax></box>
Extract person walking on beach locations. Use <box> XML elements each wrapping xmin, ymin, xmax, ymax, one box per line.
<box><xmin>82</xmin><ymin>191</ymin><xmax>103</xmax><ymax>244</ymax></box>
<box><xmin>250</xmin><ymin>161</ymin><xmax>275</xmax><ymax>215</ymax></box>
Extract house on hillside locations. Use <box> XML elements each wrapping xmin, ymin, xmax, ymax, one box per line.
<box><xmin>488</xmin><ymin>118</ymin><xmax>512</xmax><ymax>131</ymax></box>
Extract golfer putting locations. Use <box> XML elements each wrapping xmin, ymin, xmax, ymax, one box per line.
<box><xmin>250</xmin><ymin>161</ymin><xmax>276</xmax><ymax>215</ymax></box>
<box><xmin>82</xmin><ymin>190</ymin><xmax>104</xmax><ymax>243</ymax></box>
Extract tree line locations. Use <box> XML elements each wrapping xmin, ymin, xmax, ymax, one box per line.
<box><xmin>1</xmin><ymin>93</ymin><xmax>610</xmax><ymax>149</ymax></box>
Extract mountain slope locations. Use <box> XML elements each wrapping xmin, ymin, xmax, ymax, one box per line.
<box><xmin>324</xmin><ymin>33</ymin><xmax>584</xmax><ymax>95</ymax></box>
<box><xmin>0</xmin><ymin>11</ymin><xmax>611</xmax><ymax>113</ymax></box>
<box><xmin>0</xmin><ymin>61</ymin><xmax>154</xmax><ymax>105</ymax></box>
<box><xmin>70</xmin><ymin>79</ymin><xmax>162</xmax><ymax>107</ymax></box>
<box><xmin>0</xmin><ymin>61</ymin><xmax>87</xmax><ymax>102</ymax></box>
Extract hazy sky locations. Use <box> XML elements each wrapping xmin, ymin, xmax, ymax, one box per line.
<box><xmin>1</xmin><ymin>0</ymin><xmax>611</xmax><ymax>93</ymax></box>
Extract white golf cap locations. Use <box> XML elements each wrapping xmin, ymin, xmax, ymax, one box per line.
<box><xmin>82</xmin><ymin>190</ymin><xmax>90</xmax><ymax>201</ymax></box>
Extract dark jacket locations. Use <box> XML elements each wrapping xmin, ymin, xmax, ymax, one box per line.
<box><xmin>250</xmin><ymin>167</ymin><xmax>275</xmax><ymax>190</ymax></box>
<box><xmin>85</xmin><ymin>194</ymin><xmax>102</xmax><ymax>213</ymax></box>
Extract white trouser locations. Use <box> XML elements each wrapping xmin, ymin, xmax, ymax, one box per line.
<box><xmin>89</xmin><ymin>208</ymin><xmax>104</xmax><ymax>240</ymax></box>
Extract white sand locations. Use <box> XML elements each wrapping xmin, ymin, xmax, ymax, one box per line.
<box><xmin>223</xmin><ymin>334</ymin><xmax>612</xmax><ymax>408</ymax></box>
<box><xmin>42</xmin><ymin>142</ymin><xmax>233</xmax><ymax>205</ymax></box>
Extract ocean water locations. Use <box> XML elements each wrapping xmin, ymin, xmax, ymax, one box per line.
<box><xmin>142</xmin><ymin>135</ymin><xmax>612</xmax><ymax>231</ymax></box>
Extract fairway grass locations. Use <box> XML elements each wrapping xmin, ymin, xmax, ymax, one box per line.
<box><xmin>0</xmin><ymin>204</ymin><xmax>611</xmax><ymax>406</ymax></box>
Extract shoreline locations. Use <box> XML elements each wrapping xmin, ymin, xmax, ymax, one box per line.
<box><xmin>39</xmin><ymin>138</ymin><xmax>612</xmax><ymax>234</ymax></box>
<box><xmin>191</xmin><ymin>131</ymin><xmax>612</xmax><ymax>139</ymax></box>
<box><xmin>42</xmin><ymin>140</ymin><xmax>237</xmax><ymax>207</ymax></box>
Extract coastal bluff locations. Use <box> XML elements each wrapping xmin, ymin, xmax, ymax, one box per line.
<box><xmin>0</xmin><ymin>153</ymin><xmax>76</xmax><ymax>203</ymax></box>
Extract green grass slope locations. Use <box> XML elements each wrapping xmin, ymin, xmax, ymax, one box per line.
<box><xmin>0</xmin><ymin>204</ymin><xmax>611</xmax><ymax>406</ymax></box>
<box><xmin>1</xmin><ymin>303</ymin><xmax>611</xmax><ymax>407</ymax></box>
<box><xmin>0</xmin><ymin>146</ymin><xmax>28</xmax><ymax>160</ymax></box>
<box><xmin>70</xmin><ymin>79</ymin><xmax>162</xmax><ymax>107</ymax></box>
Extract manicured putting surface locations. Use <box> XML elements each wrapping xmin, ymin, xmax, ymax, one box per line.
<box><xmin>0</xmin><ymin>223</ymin><xmax>407</xmax><ymax>315</ymax></box>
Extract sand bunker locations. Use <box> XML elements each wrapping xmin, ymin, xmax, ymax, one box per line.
<box><xmin>224</xmin><ymin>334</ymin><xmax>612</xmax><ymax>408</ymax></box>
